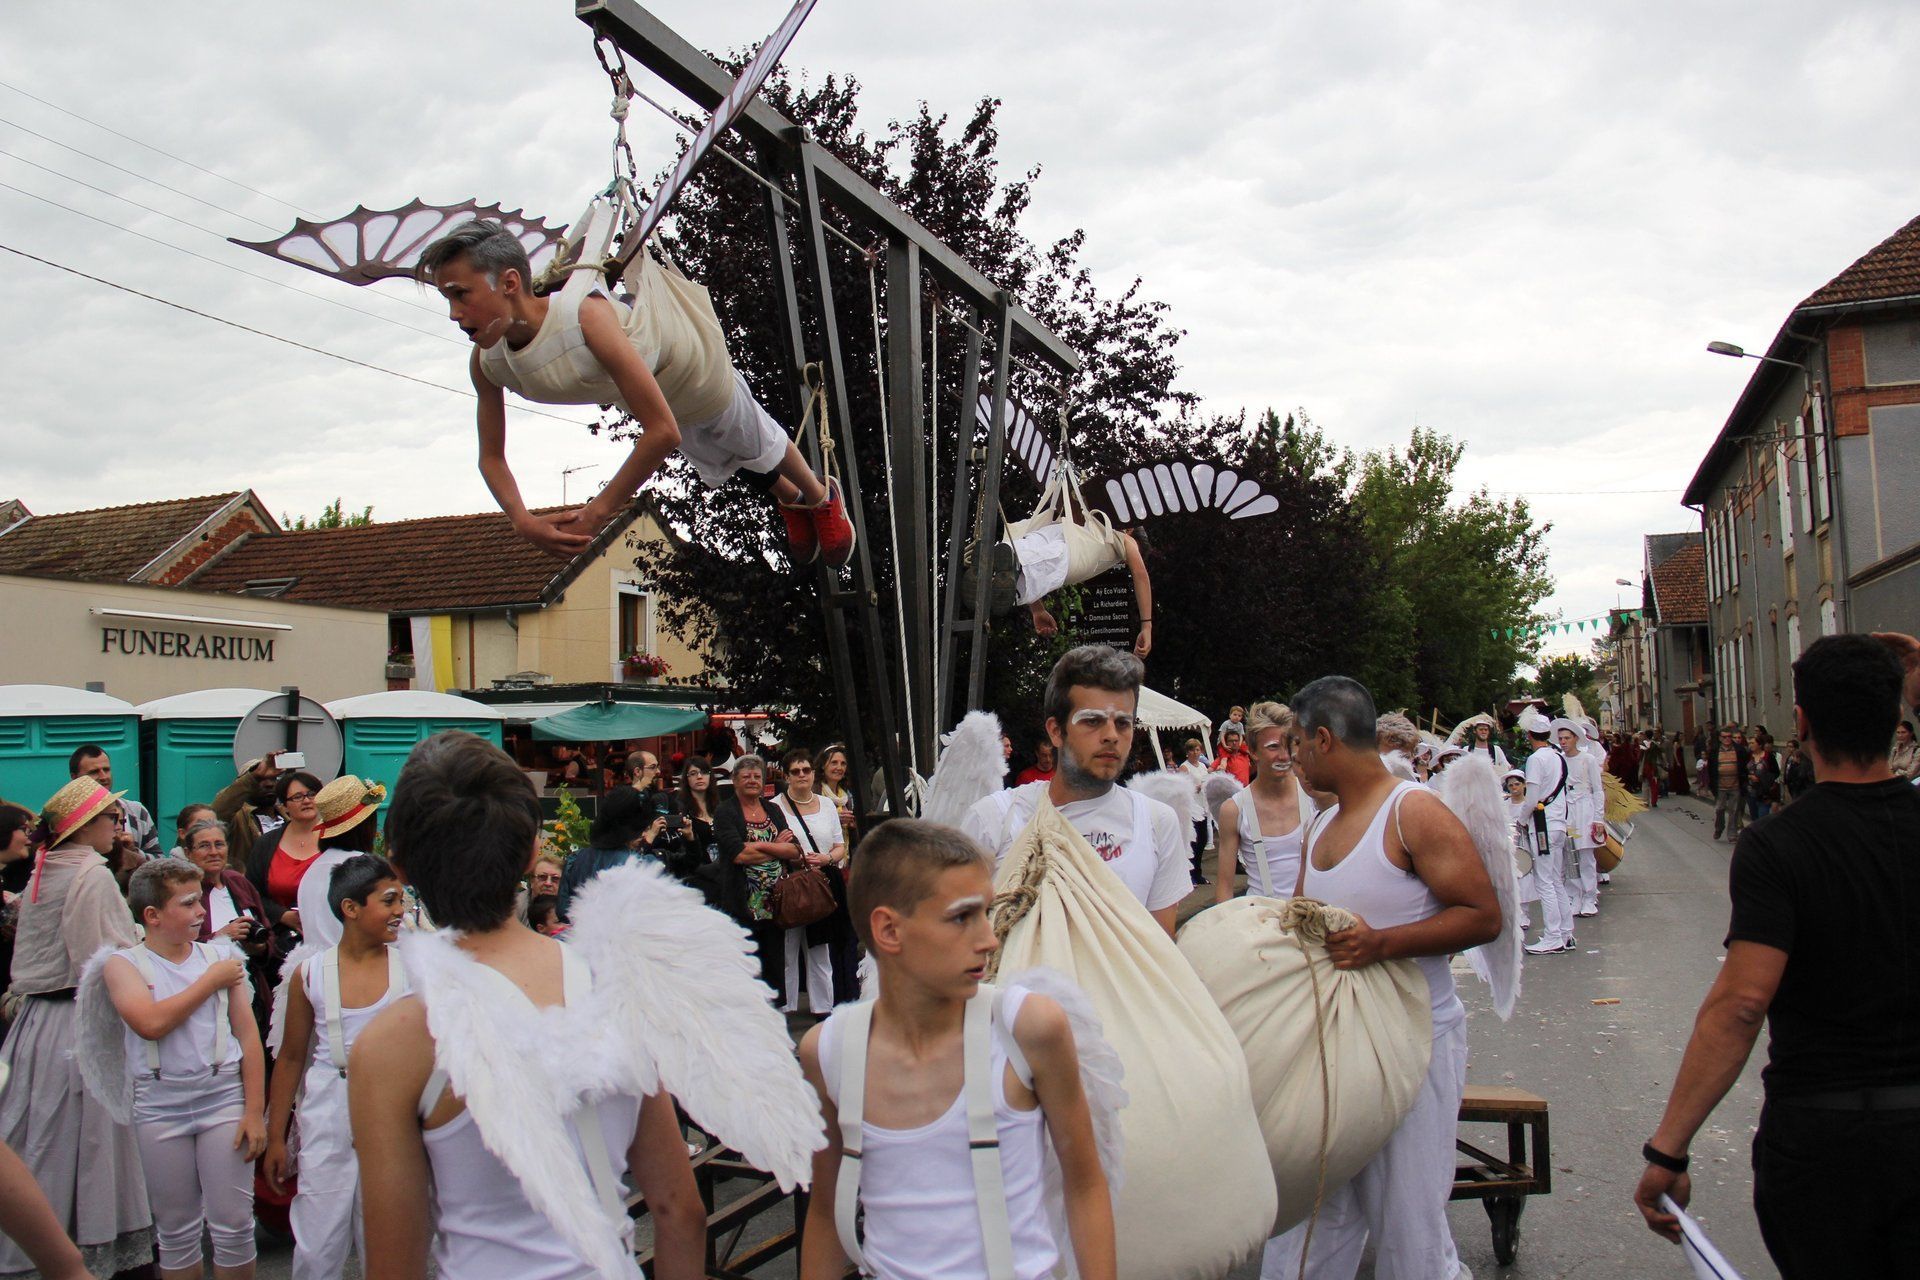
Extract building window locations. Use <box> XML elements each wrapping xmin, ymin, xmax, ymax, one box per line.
<box><xmin>617</xmin><ymin>585</ymin><xmax>651</xmax><ymax>657</ymax></box>
<box><xmin>1862</xmin><ymin>319</ymin><xmax>1920</xmax><ymax>386</ymax></box>
<box><xmin>1792</xmin><ymin>419</ymin><xmax>1814</xmax><ymax>534</ymax></box>
<box><xmin>1820</xmin><ymin>597</ymin><xmax>1837</xmax><ymax>637</ymax></box>
<box><xmin>1775</xmin><ymin>442</ymin><xmax>1795</xmax><ymax>556</ymax></box>
<box><xmin>1786</xmin><ymin>612</ymin><xmax>1801</xmax><ymax>664</ymax></box>
<box><xmin>1809</xmin><ymin>425</ymin><xmax>1832</xmax><ymax>527</ymax></box>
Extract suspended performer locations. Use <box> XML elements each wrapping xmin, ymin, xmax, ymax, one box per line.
<box><xmin>418</xmin><ymin>220</ymin><xmax>855</xmax><ymax>565</ymax></box>
<box><xmin>798</xmin><ymin>819</ymin><xmax>1118</xmax><ymax>1280</ymax></box>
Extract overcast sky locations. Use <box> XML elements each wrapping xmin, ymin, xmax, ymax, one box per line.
<box><xmin>5</xmin><ymin>1</ymin><xmax>1917</xmax><ymax>657</ymax></box>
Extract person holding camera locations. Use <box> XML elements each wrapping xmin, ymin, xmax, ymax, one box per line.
<box><xmin>555</xmin><ymin>786</ymin><xmax>672</xmax><ymax>922</ymax></box>
<box><xmin>183</xmin><ymin>815</ymin><xmax>278</xmax><ymax>1030</ymax></box>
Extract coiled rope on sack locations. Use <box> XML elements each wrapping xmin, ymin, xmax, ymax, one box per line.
<box><xmin>1253</xmin><ymin>897</ymin><xmax>1353</xmax><ymax>1280</ymax></box>
<box><xmin>984</xmin><ymin>837</ymin><xmax>1053</xmax><ymax>982</ymax></box>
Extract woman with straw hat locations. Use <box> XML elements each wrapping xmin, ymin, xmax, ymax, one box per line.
<box><xmin>291</xmin><ymin>777</ymin><xmax>386</xmax><ymax>956</ymax></box>
<box><xmin>0</xmin><ymin>777</ymin><xmax>155</xmax><ymax>1276</ymax></box>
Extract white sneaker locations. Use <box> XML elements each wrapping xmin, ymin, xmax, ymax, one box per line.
<box><xmin>1524</xmin><ymin>937</ymin><xmax>1567</xmax><ymax>955</ymax></box>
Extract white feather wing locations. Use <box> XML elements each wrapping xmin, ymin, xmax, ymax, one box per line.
<box><xmin>1202</xmin><ymin>772</ymin><xmax>1243</xmax><ymax>826</ymax></box>
<box><xmin>1123</xmin><ymin>771</ymin><xmax>1192</xmax><ymax>824</ymax></box>
<box><xmin>267</xmin><ymin>940</ymin><xmax>322</xmax><ymax>1055</ymax></box>
<box><xmin>1434</xmin><ymin>755</ymin><xmax>1524</xmax><ymax>1020</ymax></box>
<box><xmin>569</xmin><ymin>862</ymin><xmax>825</xmax><ymax>1190</ymax></box>
<box><xmin>75</xmin><ymin>945</ymin><xmax>133</xmax><ymax>1125</ymax></box>
<box><xmin>922</xmin><ymin>710</ymin><xmax>1009</xmax><ymax>827</ymax></box>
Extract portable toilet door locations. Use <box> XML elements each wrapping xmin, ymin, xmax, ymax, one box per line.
<box><xmin>0</xmin><ymin>685</ymin><xmax>141</xmax><ymax>814</ymax></box>
<box><xmin>325</xmin><ymin>691</ymin><xmax>506</xmax><ymax>810</ymax></box>
<box><xmin>137</xmin><ymin>689</ymin><xmax>277</xmax><ymax>837</ymax></box>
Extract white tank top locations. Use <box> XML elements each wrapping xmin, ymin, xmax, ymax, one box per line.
<box><xmin>479</xmin><ymin>283</ymin><xmax>634</xmax><ymax>414</ymax></box>
<box><xmin>117</xmin><ymin>943</ymin><xmax>243</xmax><ymax>1080</ymax></box>
<box><xmin>1301</xmin><ymin>781</ymin><xmax>1463</xmax><ymax>1033</ymax></box>
<box><xmin>818</xmin><ymin>989</ymin><xmax>1057</xmax><ymax>1280</ymax></box>
<box><xmin>300</xmin><ymin>946</ymin><xmax>408</xmax><ymax>1076</ymax></box>
<box><xmin>1234</xmin><ymin>787</ymin><xmax>1307</xmax><ymax>898</ymax></box>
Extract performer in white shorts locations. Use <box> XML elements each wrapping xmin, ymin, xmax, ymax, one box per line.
<box><xmin>1265</xmin><ymin>676</ymin><xmax>1499</xmax><ymax>1280</ymax></box>
<box><xmin>84</xmin><ymin>858</ymin><xmax>267</xmax><ymax>1280</ymax></box>
<box><xmin>1214</xmin><ymin>701</ymin><xmax>1317</xmax><ymax>903</ymax></box>
<box><xmin>961</xmin><ymin>646</ymin><xmax>1190</xmax><ymax>936</ymax></box>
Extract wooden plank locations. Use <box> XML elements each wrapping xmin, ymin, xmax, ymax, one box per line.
<box><xmin>1460</xmin><ymin>1083</ymin><xmax>1548</xmax><ymax>1112</ymax></box>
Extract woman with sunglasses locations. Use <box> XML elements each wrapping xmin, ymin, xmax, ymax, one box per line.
<box><xmin>244</xmin><ymin>770</ymin><xmax>325</xmax><ymax>949</ymax></box>
<box><xmin>769</xmin><ymin>749</ymin><xmax>855</xmax><ymax>1015</ymax></box>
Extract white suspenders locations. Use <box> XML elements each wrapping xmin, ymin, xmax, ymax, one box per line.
<box><xmin>318</xmin><ymin>946</ymin><xmax>405</xmax><ymax>1080</ymax></box>
<box><xmin>833</xmin><ymin>987</ymin><xmax>1025</xmax><ymax>1280</ymax></box>
<box><xmin>415</xmin><ymin>949</ymin><xmax>630</xmax><ymax>1232</ymax></box>
<box><xmin>125</xmin><ymin>943</ymin><xmax>229</xmax><ymax>1079</ymax></box>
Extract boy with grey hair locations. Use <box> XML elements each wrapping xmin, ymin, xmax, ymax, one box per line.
<box><xmin>417</xmin><ymin>219</ymin><xmax>854</xmax><ymax>567</ymax></box>
<box><xmin>961</xmin><ymin>645</ymin><xmax>1191</xmax><ymax>936</ymax></box>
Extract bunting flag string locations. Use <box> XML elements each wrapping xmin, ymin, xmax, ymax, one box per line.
<box><xmin>1488</xmin><ymin>608</ymin><xmax>1646</xmax><ymax>641</ymax></box>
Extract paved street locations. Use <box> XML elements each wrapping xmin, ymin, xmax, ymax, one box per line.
<box><xmin>255</xmin><ymin>795</ymin><xmax>1777</xmax><ymax>1280</ymax></box>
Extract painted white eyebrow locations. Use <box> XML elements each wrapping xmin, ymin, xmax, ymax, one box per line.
<box><xmin>944</xmin><ymin>895</ymin><xmax>987</xmax><ymax>915</ymax></box>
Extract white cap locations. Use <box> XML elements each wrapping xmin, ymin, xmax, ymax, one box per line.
<box><xmin>1519</xmin><ymin>708</ymin><xmax>1551</xmax><ymax>736</ymax></box>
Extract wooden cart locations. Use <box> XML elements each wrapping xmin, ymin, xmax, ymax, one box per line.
<box><xmin>1453</xmin><ymin>1084</ymin><xmax>1552</xmax><ymax>1265</ymax></box>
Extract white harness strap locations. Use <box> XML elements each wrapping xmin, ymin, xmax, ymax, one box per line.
<box><xmin>126</xmin><ymin>943</ymin><xmax>228</xmax><ymax>1078</ymax></box>
<box><xmin>321</xmin><ymin>946</ymin><xmax>405</xmax><ymax>1080</ymax></box>
<box><xmin>832</xmin><ymin>990</ymin><xmax>1018</xmax><ymax>1280</ymax></box>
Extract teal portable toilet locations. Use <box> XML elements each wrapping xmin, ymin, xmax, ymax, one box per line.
<box><xmin>0</xmin><ymin>685</ymin><xmax>141</xmax><ymax>814</ymax></box>
<box><xmin>326</xmin><ymin>691</ymin><xmax>506</xmax><ymax>810</ymax></box>
<box><xmin>137</xmin><ymin>688</ymin><xmax>276</xmax><ymax>836</ymax></box>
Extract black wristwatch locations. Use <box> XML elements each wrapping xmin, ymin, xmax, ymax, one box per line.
<box><xmin>1642</xmin><ymin>1142</ymin><xmax>1689</xmax><ymax>1173</ymax></box>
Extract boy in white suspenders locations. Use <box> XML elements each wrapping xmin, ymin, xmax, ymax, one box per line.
<box><xmin>264</xmin><ymin>854</ymin><xmax>411</xmax><ymax>1280</ymax></box>
<box><xmin>84</xmin><ymin>857</ymin><xmax>267</xmax><ymax>1279</ymax></box>
<box><xmin>798</xmin><ymin>820</ymin><xmax>1118</xmax><ymax>1280</ymax></box>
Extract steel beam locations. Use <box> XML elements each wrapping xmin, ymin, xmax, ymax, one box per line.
<box><xmin>967</xmin><ymin>297</ymin><xmax>1017</xmax><ymax>710</ymax></box>
<box><xmin>578</xmin><ymin>0</ymin><xmax>1079</xmax><ymax>373</ymax></box>
<box><xmin>883</xmin><ymin>239</ymin><xmax>934</xmax><ymax>770</ymax></box>
<box><xmin>935</xmin><ymin>309</ymin><xmax>985</xmax><ymax>729</ymax></box>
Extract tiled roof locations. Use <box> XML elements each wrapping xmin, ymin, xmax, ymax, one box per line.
<box><xmin>190</xmin><ymin>505</ymin><xmax>641</xmax><ymax>613</ymax></box>
<box><xmin>0</xmin><ymin>493</ymin><xmax>241</xmax><ymax>582</ymax></box>
<box><xmin>1648</xmin><ymin>538</ymin><xmax>1706</xmax><ymax>626</ymax></box>
<box><xmin>1801</xmin><ymin>213</ymin><xmax>1920</xmax><ymax>309</ymax></box>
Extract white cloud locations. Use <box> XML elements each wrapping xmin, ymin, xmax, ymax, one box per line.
<box><xmin>3</xmin><ymin>0</ymin><xmax>1917</xmax><ymax>658</ymax></box>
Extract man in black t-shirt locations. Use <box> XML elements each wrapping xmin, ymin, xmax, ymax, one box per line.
<box><xmin>1633</xmin><ymin>634</ymin><xmax>1920</xmax><ymax>1277</ymax></box>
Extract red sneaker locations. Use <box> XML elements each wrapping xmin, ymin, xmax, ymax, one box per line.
<box><xmin>781</xmin><ymin>497</ymin><xmax>819</xmax><ymax>566</ymax></box>
<box><xmin>811</xmin><ymin>477</ymin><xmax>856</xmax><ymax>568</ymax></box>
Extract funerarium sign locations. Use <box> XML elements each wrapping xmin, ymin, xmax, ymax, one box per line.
<box><xmin>100</xmin><ymin>626</ymin><xmax>276</xmax><ymax>662</ymax></box>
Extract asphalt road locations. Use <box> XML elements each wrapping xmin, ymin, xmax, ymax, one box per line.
<box><xmin>255</xmin><ymin>794</ymin><xmax>1777</xmax><ymax>1280</ymax></box>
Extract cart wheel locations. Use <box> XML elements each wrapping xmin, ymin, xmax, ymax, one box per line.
<box><xmin>1484</xmin><ymin>1195</ymin><xmax>1523</xmax><ymax>1265</ymax></box>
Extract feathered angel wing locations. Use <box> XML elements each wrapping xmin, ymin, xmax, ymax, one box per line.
<box><xmin>1433</xmin><ymin>755</ymin><xmax>1523</xmax><ymax>1020</ymax></box>
<box><xmin>1202</xmin><ymin>772</ymin><xmax>1243</xmax><ymax>826</ymax></box>
<box><xmin>1122</xmin><ymin>771</ymin><xmax>1192</xmax><ymax>825</ymax></box>
<box><xmin>1562</xmin><ymin>693</ymin><xmax>1586</xmax><ymax>720</ymax></box>
<box><xmin>922</xmin><ymin>711</ymin><xmax>1009</xmax><ymax>827</ymax></box>
<box><xmin>267</xmin><ymin>940</ymin><xmax>322</xmax><ymax>1056</ymax></box>
<box><xmin>75</xmin><ymin>945</ymin><xmax>134</xmax><ymax>1125</ymax></box>
<box><xmin>1381</xmin><ymin>749</ymin><xmax>1417</xmax><ymax>782</ymax></box>
<box><xmin>570</xmin><ymin>862</ymin><xmax>824</xmax><ymax>1190</ymax></box>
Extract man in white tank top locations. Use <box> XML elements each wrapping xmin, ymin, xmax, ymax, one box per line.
<box><xmin>418</xmin><ymin>221</ymin><xmax>856</xmax><ymax>567</ymax></box>
<box><xmin>1264</xmin><ymin>676</ymin><xmax>1500</xmax><ymax>1280</ymax></box>
<box><xmin>1214</xmin><ymin>701</ymin><xmax>1315</xmax><ymax>903</ymax></box>
<box><xmin>961</xmin><ymin>646</ymin><xmax>1192</xmax><ymax>937</ymax></box>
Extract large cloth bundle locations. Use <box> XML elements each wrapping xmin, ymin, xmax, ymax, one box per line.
<box><xmin>991</xmin><ymin>799</ymin><xmax>1275</xmax><ymax>1279</ymax></box>
<box><xmin>1177</xmin><ymin>897</ymin><xmax>1432</xmax><ymax>1233</ymax></box>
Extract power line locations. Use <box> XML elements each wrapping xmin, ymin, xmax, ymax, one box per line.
<box><xmin>0</xmin><ymin>114</ymin><xmax>281</xmax><ymax>231</ymax></box>
<box><xmin>0</xmin><ymin>239</ymin><xmax>597</xmax><ymax>428</ymax></box>
<box><xmin>0</xmin><ymin>78</ymin><xmax>315</xmax><ymax>218</ymax></box>
<box><xmin>0</xmin><ymin>179</ymin><xmax>461</xmax><ymax>346</ymax></box>
<box><xmin>0</xmin><ymin>149</ymin><xmax>450</xmax><ymax>322</ymax></box>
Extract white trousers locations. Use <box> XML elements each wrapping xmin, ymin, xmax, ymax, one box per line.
<box><xmin>291</xmin><ymin>1067</ymin><xmax>363</xmax><ymax>1280</ymax></box>
<box><xmin>1533</xmin><ymin>832</ymin><xmax>1575</xmax><ymax>944</ymax></box>
<box><xmin>136</xmin><ymin>1114</ymin><xmax>256</xmax><ymax>1271</ymax></box>
<box><xmin>1262</xmin><ymin>1019</ymin><xmax>1471</xmax><ymax>1280</ymax></box>
<box><xmin>782</xmin><ymin>927</ymin><xmax>832</xmax><ymax>1014</ymax></box>
<box><xmin>1564</xmin><ymin>845</ymin><xmax>1598</xmax><ymax>914</ymax></box>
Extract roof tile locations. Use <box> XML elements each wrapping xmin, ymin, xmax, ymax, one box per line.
<box><xmin>0</xmin><ymin>493</ymin><xmax>241</xmax><ymax>582</ymax></box>
<box><xmin>1648</xmin><ymin>540</ymin><xmax>1706</xmax><ymax>626</ymax></box>
<box><xmin>1800</xmin><ymin>213</ymin><xmax>1920</xmax><ymax>309</ymax></box>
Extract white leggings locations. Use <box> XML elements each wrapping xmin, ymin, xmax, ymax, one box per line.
<box><xmin>136</xmin><ymin>1118</ymin><xmax>256</xmax><ymax>1271</ymax></box>
<box><xmin>782</xmin><ymin>927</ymin><xmax>832</xmax><ymax>1014</ymax></box>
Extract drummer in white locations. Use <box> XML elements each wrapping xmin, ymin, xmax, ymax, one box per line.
<box><xmin>961</xmin><ymin>645</ymin><xmax>1191</xmax><ymax>937</ymax></box>
<box><xmin>1214</xmin><ymin>702</ymin><xmax>1316</xmax><ymax>903</ymax></box>
<box><xmin>1266</xmin><ymin>675</ymin><xmax>1499</xmax><ymax>1280</ymax></box>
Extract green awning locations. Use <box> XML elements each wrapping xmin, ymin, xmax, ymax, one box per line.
<box><xmin>530</xmin><ymin>701</ymin><xmax>708</xmax><ymax>742</ymax></box>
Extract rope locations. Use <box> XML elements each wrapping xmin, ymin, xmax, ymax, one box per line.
<box><xmin>984</xmin><ymin>837</ymin><xmax>1052</xmax><ymax>981</ymax></box>
<box><xmin>867</xmin><ymin>253</ymin><xmax>921</xmax><ymax>781</ymax></box>
<box><xmin>1257</xmin><ymin>897</ymin><xmax>1342</xmax><ymax>1280</ymax></box>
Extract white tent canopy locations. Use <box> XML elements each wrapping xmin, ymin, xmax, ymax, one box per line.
<box><xmin>1136</xmin><ymin>685</ymin><xmax>1211</xmax><ymax>767</ymax></box>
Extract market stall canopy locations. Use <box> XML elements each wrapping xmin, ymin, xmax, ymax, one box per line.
<box><xmin>1136</xmin><ymin>685</ymin><xmax>1210</xmax><ymax>731</ymax></box>
<box><xmin>530</xmin><ymin>700</ymin><xmax>707</xmax><ymax>742</ymax></box>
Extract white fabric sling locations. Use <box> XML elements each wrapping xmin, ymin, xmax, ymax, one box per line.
<box><xmin>318</xmin><ymin>946</ymin><xmax>405</xmax><ymax>1080</ymax></box>
<box><xmin>832</xmin><ymin>987</ymin><xmax>1022</xmax><ymax>1280</ymax></box>
<box><xmin>125</xmin><ymin>942</ymin><xmax>229</xmax><ymax>1078</ymax></box>
<box><xmin>418</xmin><ymin>947</ymin><xmax>630</xmax><ymax>1226</ymax></box>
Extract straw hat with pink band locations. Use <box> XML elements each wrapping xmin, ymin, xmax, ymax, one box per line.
<box><xmin>313</xmin><ymin>775</ymin><xmax>387</xmax><ymax>840</ymax></box>
<box><xmin>30</xmin><ymin>776</ymin><xmax>126</xmax><ymax>901</ymax></box>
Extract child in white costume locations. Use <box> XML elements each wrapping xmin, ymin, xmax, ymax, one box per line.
<box><xmin>348</xmin><ymin>730</ymin><xmax>821</xmax><ymax>1280</ymax></box>
<box><xmin>80</xmin><ymin>857</ymin><xmax>267</xmax><ymax>1279</ymax></box>
<box><xmin>263</xmin><ymin>855</ymin><xmax>410</xmax><ymax>1280</ymax></box>
<box><xmin>419</xmin><ymin>219</ymin><xmax>856</xmax><ymax>567</ymax></box>
<box><xmin>798</xmin><ymin>819</ymin><xmax>1119</xmax><ymax>1280</ymax></box>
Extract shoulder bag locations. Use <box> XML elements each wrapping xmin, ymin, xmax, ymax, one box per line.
<box><xmin>770</xmin><ymin>800</ymin><xmax>836</xmax><ymax>931</ymax></box>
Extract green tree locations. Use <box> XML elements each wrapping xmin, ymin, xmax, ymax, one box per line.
<box><xmin>282</xmin><ymin>498</ymin><xmax>372</xmax><ymax>531</ymax></box>
<box><xmin>1532</xmin><ymin>654</ymin><xmax>1600</xmax><ymax>718</ymax></box>
<box><xmin>1347</xmin><ymin>428</ymin><xmax>1552</xmax><ymax>720</ymax></box>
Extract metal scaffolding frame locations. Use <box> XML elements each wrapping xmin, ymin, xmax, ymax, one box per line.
<box><xmin>579</xmin><ymin>0</ymin><xmax>1080</xmax><ymax>814</ymax></box>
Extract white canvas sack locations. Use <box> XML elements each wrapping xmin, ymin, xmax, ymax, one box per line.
<box><xmin>619</xmin><ymin>249</ymin><xmax>737</xmax><ymax>426</ymax></box>
<box><xmin>991</xmin><ymin>798</ymin><xmax>1275</xmax><ymax>1279</ymax></box>
<box><xmin>1177</xmin><ymin>896</ymin><xmax>1431</xmax><ymax>1232</ymax></box>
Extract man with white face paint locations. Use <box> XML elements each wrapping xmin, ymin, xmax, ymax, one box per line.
<box><xmin>1214</xmin><ymin>702</ymin><xmax>1316</xmax><ymax>903</ymax></box>
<box><xmin>962</xmin><ymin>645</ymin><xmax>1192</xmax><ymax>937</ymax></box>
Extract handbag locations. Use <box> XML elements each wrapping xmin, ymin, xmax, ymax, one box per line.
<box><xmin>770</xmin><ymin>800</ymin><xmax>837</xmax><ymax>931</ymax></box>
